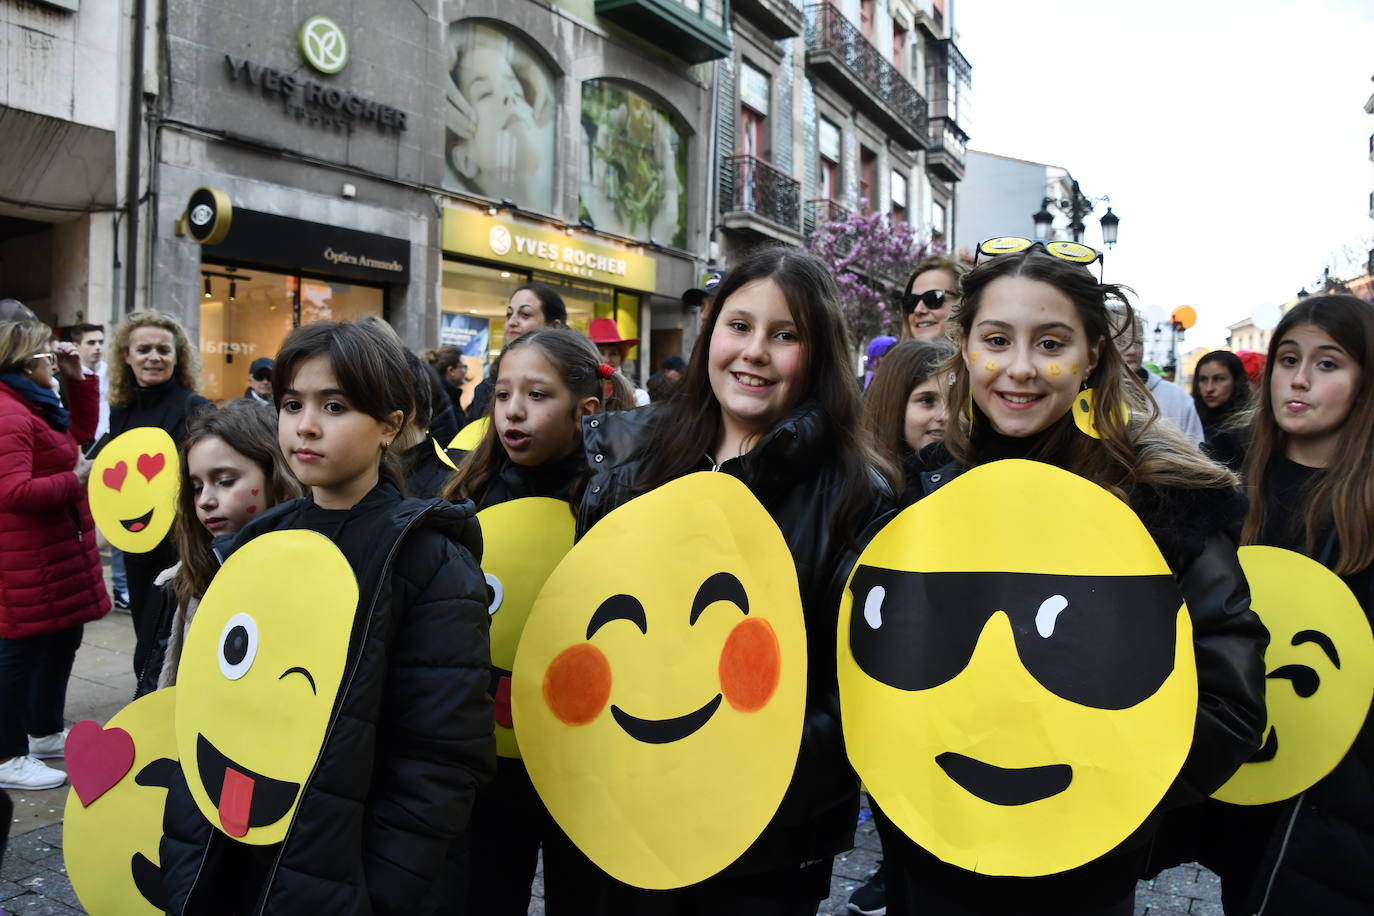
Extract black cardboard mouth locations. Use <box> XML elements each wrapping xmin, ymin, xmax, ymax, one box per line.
<box><xmin>935</xmin><ymin>751</ymin><xmax>1073</xmax><ymax>806</ymax></box>
<box><xmin>611</xmin><ymin>694</ymin><xmax>723</xmax><ymax>744</ymax></box>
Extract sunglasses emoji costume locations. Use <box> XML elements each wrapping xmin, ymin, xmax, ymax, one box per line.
<box><xmin>175</xmin><ymin>529</ymin><xmax>357</xmax><ymax>844</ymax></box>
<box><xmin>478</xmin><ymin>497</ymin><xmax>575</xmax><ymax>758</ymax></box>
<box><xmin>89</xmin><ymin>427</ymin><xmax>179</xmax><ymax>553</ymax></box>
<box><xmin>1212</xmin><ymin>546</ymin><xmax>1374</xmax><ymax>806</ymax></box>
<box><xmin>63</xmin><ymin>686</ymin><xmax>179</xmax><ymax>915</ymax></box>
<box><xmin>839</xmin><ymin>460</ymin><xmax>1197</xmax><ymax>877</ymax></box>
<box><xmin>512</xmin><ymin>472</ymin><xmax>807</xmax><ymax>889</ymax></box>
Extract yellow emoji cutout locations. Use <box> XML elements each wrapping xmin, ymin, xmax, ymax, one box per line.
<box><xmin>176</xmin><ymin>530</ymin><xmax>358</xmax><ymax>845</ymax></box>
<box><xmin>512</xmin><ymin>473</ymin><xmax>807</xmax><ymax>889</ymax></box>
<box><xmin>90</xmin><ymin>427</ymin><xmax>179</xmax><ymax>553</ymax></box>
<box><xmin>479</xmin><ymin>497</ymin><xmax>575</xmax><ymax>758</ymax></box>
<box><xmin>1213</xmin><ymin>546</ymin><xmax>1374</xmax><ymax>805</ymax></box>
<box><xmin>64</xmin><ymin>686</ymin><xmax>179</xmax><ymax>915</ymax></box>
<box><xmin>451</xmin><ymin>416</ymin><xmax>489</xmax><ymax>452</ymax></box>
<box><xmin>839</xmin><ymin>459</ymin><xmax>1197</xmax><ymax>877</ymax></box>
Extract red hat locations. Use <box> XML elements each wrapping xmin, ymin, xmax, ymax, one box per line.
<box><xmin>587</xmin><ymin>318</ymin><xmax>639</xmax><ymax>348</ymax></box>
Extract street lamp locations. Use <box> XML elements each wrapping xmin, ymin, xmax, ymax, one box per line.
<box><xmin>1032</xmin><ymin>180</ymin><xmax>1120</xmax><ymax>246</ymax></box>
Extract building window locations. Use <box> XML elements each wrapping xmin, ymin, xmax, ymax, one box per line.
<box><xmin>860</xmin><ymin>0</ymin><xmax>874</xmax><ymax>42</ymax></box>
<box><xmin>739</xmin><ymin>61</ymin><xmax>770</xmax><ymax>160</ymax></box>
<box><xmin>892</xmin><ymin>22</ymin><xmax>907</xmax><ymax>72</ymax></box>
<box><xmin>860</xmin><ymin>146</ymin><xmax>877</xmax><ymax>212</ymax></box>
<box><xmin>818</xmin><ymin>118</ymin><xmax>841</xmax><ymax>201</ymax></box>
<box><xmin>890</xmin><ymin>170</ymin><xmax>907</xmax><ymax>222</ymax></box>
<box><xmin>931</xmin><ymin>200</ymin><xmax>947</xmax><ymax>241</ymax></box>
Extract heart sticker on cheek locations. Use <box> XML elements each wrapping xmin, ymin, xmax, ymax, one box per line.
<box><xmin>137</xmin><ymin>453</ymin><xmax>166</xmax><ymax>483</ymax></box>
<box><xmin>102</xmin><ymin>461</ymin><xmax>129</xmax><ymax>492</ymax></box>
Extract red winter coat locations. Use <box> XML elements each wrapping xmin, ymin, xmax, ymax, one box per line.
<box><xmin>0</xmin><ymin>374</ymin><xmax>110</xmax><ymax>639</ymax></box>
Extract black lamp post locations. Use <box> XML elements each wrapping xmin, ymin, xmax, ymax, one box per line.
<box><xmin>1032</xmin><ymin>179</ymin><xmax>1120</xmax><ymax>247</ymax></box>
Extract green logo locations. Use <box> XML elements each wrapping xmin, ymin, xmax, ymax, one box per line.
<box><xmin>298</xmin><ymin>15</ymin><xmax>348</xmax><ymax>74</ymax></box>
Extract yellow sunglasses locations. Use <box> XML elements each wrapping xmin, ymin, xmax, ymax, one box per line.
<box><xmin>975</xmin><ymin>237</ymin><xmax>1104</xmax><ymax>278</ymax></box>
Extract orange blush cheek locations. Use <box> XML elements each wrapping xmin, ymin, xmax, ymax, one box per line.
<box><xmin>543</xmin><ymin>643</ymin><xmax>612</xmax><ymax>725</ymax></box>
<box><xmin>719</xmin><ymin>618</ymin><xmax>781</xmax><ymax>712</ymax></box>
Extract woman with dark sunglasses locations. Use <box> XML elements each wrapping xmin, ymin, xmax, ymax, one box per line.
<box><xmin>899</xmin><ymin>256</ymin><xmax>964</xmax><ymax>341</ymax></box>
<box><xmin>873</xmin><ymin>242</ymin><xmax>1267</xmax><ymax>915</ymax></box>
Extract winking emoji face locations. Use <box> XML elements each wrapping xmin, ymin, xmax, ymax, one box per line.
<box><xmin>175</xmin><ymin>529</ymin><xmax>358</xmax><ymax>845</ymax></box>
<box><xmin>511</xmin><ymin>472</ymin><xmax>807</xmax><ymax>889</ymax></box>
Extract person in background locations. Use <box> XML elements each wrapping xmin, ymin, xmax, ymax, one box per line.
<box><xmin>433</xmin><ymin>344</ymin><xmax>471</xmax><ymax>421</ymax></box>
<box><xmin>863</xmin><ymin>335</ymin><xmax>898</xmax><ymax>389</ymax></box>
<box><xmin>468</xmin><ymin>283</ymin><xmax>567</xmax><ymax>422</ymax></box>
<box><xmin>683</xmin><ymin>271</ymin><xmax>723</xmax><ymax>334</ymax></box>
<box><xmin>899</xmin><ymin>255</ymin><xmax>964</xmax><ymax>341</ymax></box>
<box><xmin>588</xmin><ymin>318</ymin><xmax>650</xmax><ymax>407</ymax></box>
<box><xmin>398</xmin><ymin>350</ymin><xmax>459</xmax><ymax>498</ymax></box>
<box><xmin>0</xmin><ymin>317</ymin><xmax>108</xmax><ymax>790</ymax></box>
<box><xmin>71</xmin><ymin>323</ymin><xmax>109</xmax><ymax>444</ymax></box>
<box><xmin>241</xmin><ymin>357</ymin><xmax>273</xmax><ymax>406</ymax></box>
<box><xmin>1116</xmin><ymin>306</ymin><xmax>1205</xmax><ymax>443</ymax></box>
<box><xmin>1192</xmin><ymin>350</ymin><xmax>1252</xmax><ymax>472</ymax></box>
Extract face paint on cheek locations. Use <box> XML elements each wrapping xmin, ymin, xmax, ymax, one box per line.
<box><xmin>1047</xmin><ymin>363</ymin><xmax>1063</xmax><ymax>377</ymax></box>
<box><xmin>543</xmin><ymin>643</ymin><xmax>612</xmax><ymax>725</ymax></box>
<box><xmin>984</xmin><ymin>360</ymin><xmax>1001</xmax><ymax>374</ymax></box>
<box><xmin>719</xmin><ymin>618</ymin><xmax>781</xmax><ymax>712</ymax></box>
<box><xmin>246</xmin><ymin>506</ymin><xmax>258</xmax><ymax>515</ymax></box>
<box><xmin>1070</xmin><ymin>362</ymin><xmax>1081</xmax><ymax>376</ymax></box>
<box><xmin>969</xmin><ymin>351</ymin><xmax>980</xmax><ymax>365</ymax></box>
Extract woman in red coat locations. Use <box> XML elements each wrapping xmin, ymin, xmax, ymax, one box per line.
<box><xmin>0</xmin><ymin>315</ymin><xmax>109</xmax><ymax>790</ymax></box>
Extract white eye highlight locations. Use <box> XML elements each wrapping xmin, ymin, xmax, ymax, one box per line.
<box><xmin>1036</xmin><ymin>595</ymin><xmax>1068</xmax><ymax>638</ymax></box>
<box><xmin>863</xmin><ymin>586</ymin><xmax>886</xmax><ymax>630</ymax></box>
<box><xmin>485</xmin><ymin>573</ymin><xmax>503</xmax><ymax>617</ymax></box>
<box><xmin>218</xmin><ymin>613</ymin><xmax>258</xmax><ymax>680</ymax></box>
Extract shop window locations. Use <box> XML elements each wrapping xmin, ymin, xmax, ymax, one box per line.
<box><xmin>199</xmin><ymin>265</ymin><xmax>382</xmax><ymax>403</ymax></box>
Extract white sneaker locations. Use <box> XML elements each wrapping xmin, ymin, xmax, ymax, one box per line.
<box><xmin>0</xmin><ymin>755</ymin><xmax>66</xmax><ymax>790</ymax></box>
<box><xmin>28</xmin><ymin>728</ymin><xmax>69</xmax><ymax>759</ymax></box>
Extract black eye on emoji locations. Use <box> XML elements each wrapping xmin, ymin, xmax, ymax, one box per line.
<box><xmin>586</xmin><ymin>594</ymin><xmax>648</xmax><ymax>639</ymax></box>
<box><xmin>1267</xmin><ymin>629</ymin><xmax>1342</xmax><ymax>699</ymax></box>
<box><xmin>218</xmin><ymin>613</ymin><xmax>258</xmax><ymax>680</ymax></box>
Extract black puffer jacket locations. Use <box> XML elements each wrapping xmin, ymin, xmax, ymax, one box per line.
<box><xmin>880</xmin><ymin>447</ymin><xmax>1268</xmax><ymax>912</ymax></box>
<box><xmin>159</xmin><ymin>481</ymin><xmax>496</xmax><ymax>915</ymax></box>
<box><xmin>579</xmin><ymin>403</ymin><xmax>894</xmax><ymax>873</ymax></box>
<box><xmin>476</xmin><ymin>449</ymin><xmax>584</xmax><ymax>510</ymax></box>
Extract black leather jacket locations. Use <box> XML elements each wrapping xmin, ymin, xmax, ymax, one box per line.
<box><xmin>579</xmin><ymin>403</ymin><xmax>894</xmax><ymax>873</ymax></box>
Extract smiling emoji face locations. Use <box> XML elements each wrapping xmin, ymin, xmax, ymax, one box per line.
<box><xmin>478</xmin><ymin>497</ymin><xmax>575</xmax><ymax>758</ymax></box>
<box><xmin>1213</xmin><ymin>545</ymin><xmax>1374</xmax><ymax>806</ymax></box>
<box><xmin>90</xmin><ymin>427</ymin><xmax>179</xmax><ymax>553</ymax></box>
<box><xmin>839</xmin><ymin>459</ymin><xmax>1197</xmax><ymax>877</ymax></box>
<box><xmin>511</xmin><ymin>472</ymin><xmax>806</xmax><ymax>889</ymax></box>
<box><xmin>175</xmin><ymin>530</ymin><xmax>358</xmax><ymax>845</ymax></box>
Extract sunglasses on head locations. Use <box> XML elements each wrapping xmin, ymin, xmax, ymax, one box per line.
<box><xmin>900</xmin><ymin>289</ymin><xmax>957</xmax><ymax>315</ymax></box>
<box><xmin>975</xmin><ymin>237</ymin><xmax>1105</xmax><ymax>279</ymax></box>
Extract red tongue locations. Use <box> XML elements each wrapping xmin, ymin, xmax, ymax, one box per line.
<box><xmin>495</xmin><ymin>676</ymin><xmax>513</xmax><ymax>728</ymax></box>
<box><xmin>219</xmin><ymin>766</ymin><xmax>256</xmax><ymax>838</ymax></box>
<box><xmin>129</xmin><ymin>522</ymin><xmax>146</xmax><ymax>532</ymax></box>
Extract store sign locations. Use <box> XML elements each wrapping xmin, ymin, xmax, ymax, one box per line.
<box><xmin>224</xmin><ymin>54</ymin><xmax>408</xmax><ymax>134</ymax></box>
<box><xmin>204</xmin><ymin>208</ymin><xmax>410</xmax><ymax>286</ymax></box>
<box><xmin>441</xmin><ymin>208</ymin><xmax>657</xmax><ymax>293</ymax></box>
<box><xmin>298</xmin><ymin>16</ymin><xmax>348</xmax><ymax>75</ymax></box>
<box><xmin>185</xmin><ymin>187</ymin><xmax>232</xmax><ymax>245</ymax></box>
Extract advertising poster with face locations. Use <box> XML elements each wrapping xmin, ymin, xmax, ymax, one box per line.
<box><xmin>444</xmin><ymin>21</ymin><xmax>557</xmax><ymax>214</ymax></box>
<box><xmin>579</xmin><ymin>80</ymin><xmax>687</xmax><ymax>249</ymax></box>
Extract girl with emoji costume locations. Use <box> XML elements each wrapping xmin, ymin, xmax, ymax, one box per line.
<box><xmin>134</xmin><ymin>400</ymin><xmax>302</xmax><ymax>695</ymax></box>
<box><xmin>882</xmin><ymin>242</ymin><xmax>1267</xmax><ymax>915</ymax></box>
<box><xmin>570</xmin><ymin>246</ymin><xmax>898</xmax><ymax>913</ymax></box>
<box><xmin>1165</xmin><ymin>294</ymin><xmax>1374</xmax><ymax>915</ymax></box>
<box><xmin>440</xmin><ymin>328</ymin><xmax>633</xmax><ymax>914</ymax></box>
<box><xmin>158</xmin><ymin>320</ymin><xmax>495</xmax><ymax>915</ymax></box>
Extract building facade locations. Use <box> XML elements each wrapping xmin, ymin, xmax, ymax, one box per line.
<box><xmin>955</xmin><ymin>150</ymin><xmax>1096</xmax><ymax>255</ymax></box>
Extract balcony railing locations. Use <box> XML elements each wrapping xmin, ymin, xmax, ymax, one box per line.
<box><xmin>805</xmin><ymin>3</ymin><xmax>928</xmax><ymax>149</ymax></box>
<box><xmin>926</xmin><ymin>116</ymin><xmax>968</xmax><ymax>182</ymax></box>
<box><xmin>803</xmin><ymin>198</ymin><xmax>851</xmax><ymax>236</ymax></box>
<box><xmin>726</xmin><ymin>155</ymin><xmax>801</xmax><ymax>232</ymax></box>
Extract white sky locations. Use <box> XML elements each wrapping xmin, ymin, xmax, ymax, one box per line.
<box><xmin>955</xmin><ymin>0</ymin><xmax>1374</xmax><ymax>350</ymax></box>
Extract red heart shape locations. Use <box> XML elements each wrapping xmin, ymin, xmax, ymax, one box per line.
<box><xmin>102</xmin><ymin>461</ymin><xmax>128</xmax><ymax>492</ymax></box>
<box><xmin>137</xmin><ymin>453</ymin><xmax>166</xmax><ymax>483</ymax></box>
<box><xmin>250</xmin><ymin>489</ymin><xmax>259</xmax><ymax>496</ymax></box>
<box><xmin>65</xmin><ymin>720</ymin><xmax>135</xmax><ymax>807</ymax></box>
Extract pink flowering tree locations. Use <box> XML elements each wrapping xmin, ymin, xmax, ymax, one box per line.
<box><xmin>806</xmin><ymin>209</ymin><xmax>940</xmax><ymax>346</ymax></box>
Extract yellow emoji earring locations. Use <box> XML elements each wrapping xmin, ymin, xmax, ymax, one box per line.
<box><xmin>1072</xmin><ymin>386</ymin><xmax>1103</xmax><ymax>439</ymax></box>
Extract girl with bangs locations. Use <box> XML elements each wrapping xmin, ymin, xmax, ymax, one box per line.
<box><xmin>568</xmin><ymin>246</ymin><xmax>898</xmax><ymax>913</ymax></box>
<box><xmin>882</xmin><ymin>242</ymin><xmax>1268</xmax><ymax>915</ymax></box>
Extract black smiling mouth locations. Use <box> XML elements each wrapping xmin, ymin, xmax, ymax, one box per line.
<box><xmin>936</xmin><ymin>752</ymin><xmax>1073</xmax><ymax>806</ymax></box>
<box><xmin>611</xmin><ymin>694</ymin><xmax>723</xmax><ymax>744</ymax></box>
<box><xmin>1249</xmin><ymin>726</ymin><xmax>1279</xmax><ymax>763</ymax></box>
<box><xmin>120</xmin><ymin>508</ymin><xmax>155</xmax><ymax>532</ymax></box>
<box><xmin>196</xmin><ymin>733</ymin><xmax>300</xmax><ymax>828</ymax></box>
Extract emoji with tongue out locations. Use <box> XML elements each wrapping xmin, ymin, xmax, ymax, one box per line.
<box><xmin>175</xmin><ymin>529</ymin><xmax>358</xmax><ymax>844</ymax></box>
<box><xmin>1212</xmin><ymin>546</ymin><xmax>1374</xmax><ymax>806</ymax></box>
<box><xmin>511</xmin><ymin>472</ymin><xmax>807</xmax><ymax>889</ymax></box>
<box><xmin>89</xmin><ymin>427</ymin><xmax>179</xmax><ymax>553</ymax></box>
<box><xmin>476</xmin><ymin>497</ymin><xmax>575</xmax><ymax>759</ymax></box>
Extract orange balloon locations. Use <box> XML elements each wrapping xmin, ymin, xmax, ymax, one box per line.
<box><xmin>1171</xmin><ymin>306</ymin><xmax>1197</xmax><ymax>330</ymax></box>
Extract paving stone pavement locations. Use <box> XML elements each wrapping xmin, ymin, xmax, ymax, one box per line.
<box><xmin>1</xmin><ymin>588</ymin><xmax>1225</xmax><ymax>915</ymax></box>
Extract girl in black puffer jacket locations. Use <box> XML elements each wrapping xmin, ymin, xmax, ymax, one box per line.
<box><xmin>565</xmin><ymin>247</ymin><xmax>899</xmax><ymax>914</ymax></box>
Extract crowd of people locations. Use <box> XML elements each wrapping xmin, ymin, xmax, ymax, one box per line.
<box><xmin>0</xmin><ymin>235</ymin><xmax>1370</xmax><ymax>915</ymax></box>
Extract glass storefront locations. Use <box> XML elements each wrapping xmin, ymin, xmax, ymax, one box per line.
<box><xmin>199</xmin><ymin>263</ymin><xmax>384</xmax><ymax>402</ymax></box>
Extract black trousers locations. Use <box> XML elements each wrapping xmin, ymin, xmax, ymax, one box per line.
<box><xmin>0</xmin><ymin>625</ymin><xmax>83</xmax><ymax>758</ymax></box>
<box><xmin>124</xmin><ymin>538</ymin><xmax>176</xmax><ymax>677</ymax></box>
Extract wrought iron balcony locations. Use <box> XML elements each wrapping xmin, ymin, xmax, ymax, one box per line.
<box><xmin>722</xmin><ymin>155</ymin><xmax>802</xmax><ymax>238</ymax></box>
<box><xmin>805</xmin><ymin>3</ymin><xmax>928</xmax><ymax>149</ymax></box>
<box><xmin>803</xmin><ymin>198</ymin><xmax>851</xmax><ymax>237</ymax></box>
<box><xmin>926</xmin><ymin>116</ymin><xmax>967</xmax><ymax>183</ymax></box>
<box><xmin>733</xmin><ymin>0</ymin><xmax>803</xmax><ymax>39</ymax></box>
<box><xmin>596</xmin><ymin>0</ymin><xmax>732</xmax><ymax>62</ymax></box>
